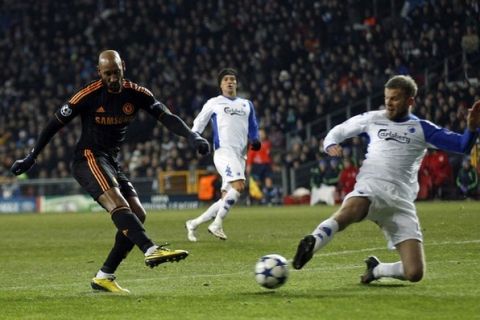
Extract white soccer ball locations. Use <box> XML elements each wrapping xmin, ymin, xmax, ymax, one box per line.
<box><xmin>254</xmin><ymin>254</ymin><xmax>289</xmax><ymax>289</ymax></box>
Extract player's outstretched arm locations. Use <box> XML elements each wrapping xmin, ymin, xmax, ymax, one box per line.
<box><xmin>158</xmin><ymin>113</ymin><xmax>210</xmax><ymax>155</ymax></box>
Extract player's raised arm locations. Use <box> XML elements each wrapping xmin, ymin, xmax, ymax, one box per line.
<box><xmin>420</xmin><ymin>100</ymin><xmax>480</xmax><ymax>154</ymax></box>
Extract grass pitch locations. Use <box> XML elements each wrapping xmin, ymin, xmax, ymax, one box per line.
<box><xmin>0</xmin><ymin>201</ymin><xmax>479</xmax><ymax>320</ymax></box>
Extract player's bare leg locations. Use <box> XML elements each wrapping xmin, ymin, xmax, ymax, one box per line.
<box><xmin>361</xmin><ymin>239</ymin><xmax>424</xmax><ymax>284</ymax></box>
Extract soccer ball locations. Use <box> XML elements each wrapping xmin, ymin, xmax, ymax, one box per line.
<box><xmin>254</xmin><ymin>254</ymin><xmax>289</xmax><ymax>289</ymax></box>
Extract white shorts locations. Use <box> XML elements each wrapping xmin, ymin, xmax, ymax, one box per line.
<box><xmin>344</xmin><ymin>179</ymin><xmax>423</xmax><ymax>250</ymax></box>
<box><xmin>213</xmin><ymin>148</ymin><xmax>246</xmax><ymax>191</ymax></box>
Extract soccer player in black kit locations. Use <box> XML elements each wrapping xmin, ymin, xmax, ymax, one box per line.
<box><xmin>11</xmin><ymin>50</ymin><xmax>211</xmax><ymax>293</ymax></box>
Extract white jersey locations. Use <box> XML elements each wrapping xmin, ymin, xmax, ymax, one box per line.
<box><xmin>192</xmin><ymin>95</ymin><xmax>259</xmax><ymax>156</ymax></box>
<box><xmin>324</xmin><ymin>110</ymin><xmax>477</xmax><ymax>200</ymax></box>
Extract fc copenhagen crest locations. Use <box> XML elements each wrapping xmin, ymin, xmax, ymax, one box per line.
<box><xmin>122</xmin><ymin>103</ymin><xmax>135</xmax><ymax>115</ymax></box>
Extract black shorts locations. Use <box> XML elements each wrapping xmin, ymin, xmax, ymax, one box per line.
<box><xmin>72</xmin><ymin>149</ymin><xmax>137</xmax><ymax>200</ymax></box>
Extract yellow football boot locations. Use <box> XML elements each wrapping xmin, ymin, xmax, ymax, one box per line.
<box><xmin>91</xmin><ymin>276</ymin><xmax>130</xmax><ymax>294</ymax></box>
<box><xmin>144</xmin><ymin>245</ymin><xmax>189</xmax><ymax>268</ymax></box>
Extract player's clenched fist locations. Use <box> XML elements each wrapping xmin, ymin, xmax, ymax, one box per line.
<box><xmin>11</xmin><ymin>153</ymin><xmax>36</xmax><ymax>175</ymax></box>
<box><xmin>189</xmin><ymin>132</ymin><xmax>211</xmax><ymax>155</ymax></box>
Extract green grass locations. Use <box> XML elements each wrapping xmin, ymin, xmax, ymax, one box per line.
<box><xmin>0</xmin><ymin>201</ymin><xmax>479</xmax><ymax>320</ymax></box>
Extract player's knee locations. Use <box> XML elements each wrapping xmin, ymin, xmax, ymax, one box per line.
<box><xmin>404</xmin><ymin>266</ymin><xmax>424</xmax><ymax>282</ymax></box>
<box><xmin>134</xmin><ymin>209</ymin><xmax>146</xmax><ymax>223</ymax></box>
<box><xmin>99</xmin><ymin>188</ymin><xmax>130</xmax><ymax>212</ymax></box>
<box><xmin>232</xmin><ymin>181</ymin><xmax>245</xmax><ymax>193</ymax></box>
<box><xmin>236</xmin><ymin>184</ymin><xmax>245</xmax><ymax>193</ymax></box>
<box><xmin>127</xmin><ymin>197</ymin><xmax>146</xmax><ymax>223</ymax></box>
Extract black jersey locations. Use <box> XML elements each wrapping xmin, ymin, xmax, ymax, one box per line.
<box><xmin>55</xmin><ymin>79</ymin><xmax>169</xmax><ymax>158</ymax></box>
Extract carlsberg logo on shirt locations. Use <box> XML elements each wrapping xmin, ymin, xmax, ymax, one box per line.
<box><xmin>377</xmin><ymin>129</ymin><xmax>411</xmax><ymax>144</ymax></box>
<box><xmin>224</xmin><ymin>107</ymin><xmax>246</xmax><ymax>116</ymax></box>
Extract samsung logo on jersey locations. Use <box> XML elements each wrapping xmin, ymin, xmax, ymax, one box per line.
<box><xmin>224</xmin><ymin>107</ymin><xmax>246</xmax><ymax>116</ymax></box>
<box><xmin>95</xmin><ymin>115</ymin><xmax>135</xmax><ymax>125</ymax></box>
<box><xmin>377</xmin><ymin>129</ymin><xmax>411</xmax><ymax>144</ymax></box>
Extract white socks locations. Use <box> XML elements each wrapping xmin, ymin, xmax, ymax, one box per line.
<box><xmin>144</xmin><ymin>245</ymin><xmax>158</xmax><ymax>256</ymax></box>
<box><xmin>373</xmin><ymin>262</ymin><xmax>406</xmax><ymax>280</ymax></box>
<box><xmin>311</xmin><ymin>218</ymin><xmax>339</xmax><ymax>252</ymax></box>
<box><xmin>190</xmin><ymin>187</ymin><xmax>240</xmax><ymax>229</ymax></box>
<box><xmin>212</xmin><ymin>188</ymin><xmax>240</xmax><ymax>226</ymax></box>
<box><xmin>95</xmin><ymin>270</ymin><xmax>113</xmax><ymax>279</ymax></box>
<box><xmin>190</xmin><ymin>199</ymin><xmax>222</xmax><ymax>228</ymax></box>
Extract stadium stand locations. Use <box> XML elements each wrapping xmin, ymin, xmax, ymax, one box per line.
<box><xmin>1</xmin><ymin>0</ymin><xmax>479</xmax><ymax>200</ymax></box>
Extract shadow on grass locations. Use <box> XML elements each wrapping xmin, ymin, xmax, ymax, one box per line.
<box><xmin>238</xmin><ymin>282</ymin><xmax>410</xmax><ymax>299</ymax></box>
<box><xmin>359</xmin><ymin>282</ymin><xmax>408</xmax><ymax>288</ymax></box>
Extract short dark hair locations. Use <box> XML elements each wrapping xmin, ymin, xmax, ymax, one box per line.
<box><xmin>385</xmin><ymin>75</ymin><xmax>418</xmax><ymax>98</ymax></box>
<box><xmin>217</xmin><ymin>68</ymin><xmax>238</xmax><ymax>87</ymax></box>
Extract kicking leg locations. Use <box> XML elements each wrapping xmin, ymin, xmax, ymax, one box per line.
<box><xmin>98</xmin><ymin>196</ymin><xmax>146</xmax><ymax>275</ymax></box>
<box><xmin>293</xmin><ymin>196</ymin><xmax>370</xmax><ymax>269</ymax></box>
<box><xmin>99</xmin><ymin>188</ymin><xmax>188</xmax><ymax>268</ymax></box>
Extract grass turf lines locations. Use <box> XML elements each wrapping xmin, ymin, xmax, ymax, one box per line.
<box><xmin>0</xmin><ymin>201</ymin><xmax>479</xmax><ymax>320</ymax></box>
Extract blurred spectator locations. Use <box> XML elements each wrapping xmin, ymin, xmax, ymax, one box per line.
<box><xmin>325</xmin><ymin>158</ymin><xmax>341</xmax><ymax>188</ymax></box>
<box><xmin>310</xmin><ymin>159</ymin><xmax>334</xmax><ymax>206</ymax></box>
<box><xmin>338</xmin><ymin>157</ymin><xmax>358</xmax><ymax>199</ymax></box>
<box><xmin>197</xmin><ymin>166</ymin><xmax>221</xmax><ymax>203</ymax></box>
<box><xmin>310</xmin><ymin>158</ymin><xmax>340</xmax><ymax>206</ymax></box>
<box><xmin>246</xmin><ymin>128</ymin><xmax>273</xmax><ymax>200</ymax></box>
<box><xmin>456</xmin><ymin>158</ymin><xmax>478</xmax><ymax>199</ymax></box>
<box><xmin>421</xmin><ymin>150</ymin><xmax>454</xmax><ymax>199</ymax></box>
<box><xmin>310</xmin><ymin>159</ymin><xmax>328</xmax><ymax>190</ymax></box>
<box><xmin>417</xmin><ymin>156</ymin><xmax>433</xmax><ymax>200</ymax></box>
<box><xmin>462</xmin><ymin>25</ymin><xmax>479</xmax><ymax>61</ymax></box>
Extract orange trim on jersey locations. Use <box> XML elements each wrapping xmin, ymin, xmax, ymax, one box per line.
<box><xmin>123</xmin><ymin>80</ymin><xmax>153</xmax><ymax>96</ymax></box>
<box><xmin>69</xmin><ymin>80</ymin><xmax>103</xmax><ymax>104</ymax></box>
<box><xmin>84</xmin><ymin>149</ymin><xmax>110</xmax><ymax>192</ymax></box>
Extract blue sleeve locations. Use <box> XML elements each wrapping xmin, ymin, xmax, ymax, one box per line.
<box><xmin>420</xmin><ymin>120</ymin><xmax>478</xmax><ymax>154</ymax></box>
<box><xmin>247</xmin><ymin>101</ymin><xmax>259</xmax><ymax>141</ymax></box>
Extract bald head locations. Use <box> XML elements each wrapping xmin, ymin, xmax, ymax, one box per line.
<box><xmin>98</xmin><ymin>50</ymin><xmax>122</xmax><ymax>67</ymax></box>
<box><xmin>97</xmin><ymin>50</ymin><xmax>125</xmax><ymax>93</ymax></box>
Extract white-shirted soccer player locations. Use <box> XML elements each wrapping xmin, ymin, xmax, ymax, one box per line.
<box><xmin>185</xmin><ymin>68</ymin><xmax>261</xmax><ymax>241</ymax></box>
<box><xmin>293</xmin><ymin>75</ymin><xmax>480</xmax><ymax>284</ymax></box>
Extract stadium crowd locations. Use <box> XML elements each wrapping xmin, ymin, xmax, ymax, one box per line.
<box><xmin>1</xmin><ymin>0</ymin><xmax>479</xmax><ymax>199</ymax></box>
